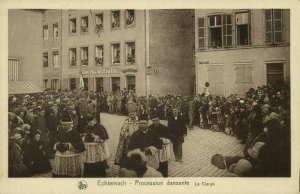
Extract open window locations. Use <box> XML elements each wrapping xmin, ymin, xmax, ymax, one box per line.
<box><xmin>69</xmin><ymin>18</ymin><xmax>76</xmax><ymax>33</ymax></box>
<box><xmin>81</xmin><ymin>16</ymin><xmax>88</xmax><ymax>33</ymax></box>
<box><xmin>125</xmin><ymin>10</ymin><xmax>135</xmax><ymax>26</ymax></box>
<box><xmin>95</xmin><ymin>45</ymin><xmax>103</xmax><ymax>66</ymax></box>
<box><xmin>235</xmin><ymin>11</ymin><xmax>251</xmax><ymax>46</ymax></box>
<box><xmin>43</xmin><ymin>52</ymin><xmax>48</xmax><ymax>67</ymax></box>
<box><xmin>95</xmin><ymin>13</ymin><xmax>103</xmax><ymax>32</ymax></box>
<box><xmin>112</xmin><ymin>10</ymin><xmax>120</xmax><ymax>29</ymax></box>
<box><xmin>69</xmin><ymin>48</ymin><xmax>77</xmax><ymax>67</ymax></box>
<box><xmin>111</xmin><ymin>43</ymin><xmax>120</xmax><ymax>64</ymax></box>
<box><xmin>81</xmin><ymin>47</ymin><xmax>88</xmax><ymax>66</ymax></box>
<box><xmin>126</xmin><ymin>42</ymin><xmax>135</xmax><ymax>64</ymax></box>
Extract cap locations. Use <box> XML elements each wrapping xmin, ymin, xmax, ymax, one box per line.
<box><xmin>138</xmin><ymin>114</ymin><xmax>149</xmax><ymax>121</ymax></box>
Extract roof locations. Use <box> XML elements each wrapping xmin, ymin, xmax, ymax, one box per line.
<box><xmin>9</xmin><ymin>81</ymin><xmax>43</xmax><ymax>94</ymax></box>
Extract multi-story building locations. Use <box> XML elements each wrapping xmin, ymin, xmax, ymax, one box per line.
<box><xmin>195</xmin><ymin>9</ymin><xmax>290</xmax><ymax>96</ymax></box>
<box><xmin>8</xmin><ymin>9</ymin><xmax>44</xmax><ymax>94</ymax></box>
<box><xmin>42</xmin><ymin>9</ymin><xmax>195</xmax><ymax>96</ymax></box>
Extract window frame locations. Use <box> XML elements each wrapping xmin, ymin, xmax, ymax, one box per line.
<box><xmin>95</xmin><ymin>12</ymin><xmax>104</xmax><ymax>32</ymax></box>
<box><xmin>69</xmin><ymin>48</ymin><xmax>77</xmax><ymax>67</ymax></box>
<box><xmin>125</xmin><ymin>41</ymin><xmax>136</xmax><ymax>65</ymax></box>
<box><xmin>53</xmin><ymin>23</ymin><xmax>59</xmax><ymax>39</ymax></box>
<box><xmin>111</xmin><ymin>42</ymin><xmax>121</xmax><ymax>65</ymax></box>
<box><xmin>43</xmin><ymin>25</ymin><xmax>48</xmax><ymax>40</ymax></box>
<box><xmin>95</xmin><ymin>44</ymin><xmax>104</xmax><ymax>66</ymax></box>
<box><xmin>235</xmin><ymin>10</ymin><xmax>251</xmax><ymax>46</ymax></box>
<box><xmin>69</xmin><ymin>78</ymin><xmax>77</xmax><ymax>90</ymax></box>
<box><xmin>43</xmin><ymin>52</ymin><xmax>48</xmax><ymax>68</ymax></box>
<box><xmin>265</xmin><ymin>9</ymin><xmax>283</xmax><ymax>45</ymax></box>
<box><xmin>111</xmin><ymin>10</ymin><xmax>121</xmax><ymax>30</ymax></box>
<box><xmin>125</xmin><ymin>9</ymin><xmax>135</xmax><ymax>28</ymax></box>
<box><xmin>52</xmin><ymin>51</ymin><xmax>59</xmax><ymax>68</ymax></box>
<box><xmin>80</xmin><ymin>16</ymin><xmax>89</xmax><ymax>34</ymax></box>
<box><xmin>80</xmin><ymin>46</ymin><xmax>89</xmax><ymax>66</ymax></box>
<box><xmin>69</xmin><ymin>18</ymin><xmax>77</xmax><ymax>34</ymax></box>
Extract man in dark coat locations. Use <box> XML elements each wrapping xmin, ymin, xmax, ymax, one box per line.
<box><xmin>167</xmin><ymin>108</ymin><xmax>187</xmax><ymax>162</ymax></box>
<box><xmin>149</xmin><ymin>114</ymin><xmax>172</xmax><ymax>177</ymax></box>
<box><xmin>128</xmin><ymin>114</ymin><xmax>162</xmax><ymax>152</ymax></box>
<box><xmin>82</xmin><ymin>115</ymin><xmax>109</xmax><ymax>177</ymax></box>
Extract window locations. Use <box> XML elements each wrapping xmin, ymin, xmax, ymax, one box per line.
<box><xmin>111</xmin><ymin>10</ymin><xmax>120</xmax><ymax>29</ymax></box>
<box><xmin>81</xmin><ymin>47</ymin><xmax>88</xmax><ymax>66</ymax></box>
<box><xmin>125</xmin><ymin>10</ymin><xmax>135</xmax><ymax>26</ymax></box>
<box><xmin>53</xmin><ymin>51</ymin><xmax>59</xmax><ymax>68</ymax></box>
<box><xmin>208</xmin><ymin>15</ymin><xmax>222</xmax><ymax>48</ymax></box>
<box><xmin>51</xmin><ymin>79</ymin><xmax>58</xmax><ymax>90</ymax></box>
<box><xmin>266</xmin><ymin>63</ymin><xmax>284</xmax><ymax>86</ymax></box>
<box><xmin>112</xmin><ymin>77</ymin><xmax>120</xmax><ymax>92</ymax></box>
<box><xmin>81</xmin><ymin>16</ymin><xmax>88</xmax><ymax>33</ymax></box>
<box><xmin>95</xmin><ymin>13</ymin><xmax>103</xmax><ymax>32</ymax></box>
<box><xmin>83</xmin><ymin>78</ymin><xmax>89</xmax><ymax>91</ymax></box>
<box><xmin>95</xmin><ymin>45</ymin><xmax>103</xmax><ymax>66</ymax></box>
<box><xmin>126</xmin><ymin>42</ymin><xmax>135</xmax><ymax>64</ymax></box>
<box><xmin>69</xmin><ymin>78</ymin><xmax>76</xmax><ymax>90</ymax></box>
<box><xmin>198</xmin><ymin>18</ymin><xmax>205</xmax><ymax>48</ymax></box>
<box><xmin>69</xmin><ymin>18</ymin><xmax>76</xmax><ymax>33</ymax></box>
<box><xmin>43</xmin><ymin>53</ymin><xmax>48</xmax><ymax>67</ymax></box>
<box><xmin>126</xmin><ymin>76</ymin><xmax>135</xmax><ymax>92</ymax></box>
<box><xmin>95</xmin><ymin>77</ymin><xmax>103</xmax><ymax>92</ymax></box>
<box><xmin>43</xmin><ymin>25</ymin><xmax>48</xmax><ymax>40</ymax></box>
<box><xmin>236</xmin><ymin>11</ymin><xmax>251</xmax><ymax>46</ymax></box>
<box><xmin>69</xmin><ymin>48</ymin><xmax>77</xmax><ymax>66</ymax></box>
<box><xmin>53</xmin><ymin>23</ymin><xmax>58</xmax><ymax>38</ymax></box>
<box><xmin>234</xmin><ymin>63</ymin><xmax>253</xmax><ymax>95</ymax></box>
<box><xmin>111</xmin><ymin>44</ymin><xmax>120</xmax><ymax>64</ymax></box>
<box><xmin>265</xmin><ymin>9</ymin><xmax>283</xmax><ymax>44</ymax></box>
<box><xmin>44</xmin><ymin>79</ymin><xmax>48</xmax><ymax>90</ymax></box>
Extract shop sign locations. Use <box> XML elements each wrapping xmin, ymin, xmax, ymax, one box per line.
<box><xmin>81</xmin><ymin>67</ymin><xmax>121</xmax><ymax>75</ymax></box>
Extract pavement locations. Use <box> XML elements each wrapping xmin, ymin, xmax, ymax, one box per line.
<box><xmin>33</xmin><ymin>113</ymin><xmax>244</xmax><ymax>177</ymax></box>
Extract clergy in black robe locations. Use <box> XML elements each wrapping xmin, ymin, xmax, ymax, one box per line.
<box><xmin>149</xmin><ymin>114</ymin><xmax>172</xmax><ymax>177</ymax></box>
<box><xmin>52</xmin><ymin>116</ymin><xmax>85</xmax><ymax>178</ymax></box>
<box><xmin>82</xmin><ymin>115</ymin><xmax>109</xmax><ymax>177</ymax></box>
<box><xmin>167</xmin><ymin>108</ymin><xmax>187</xmax><ymax>162</ymax></box>
<box><xmin>128</xmin><ymin>114</ymin><xmax>162</xmax><ymax>169</ymax></box>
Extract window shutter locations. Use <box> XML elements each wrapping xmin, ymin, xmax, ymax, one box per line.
<box><xmin>265</xmin><ymin>9</ymin><xmax>273</xmax><ymax>44</ymax></box>
<box><xmin>223</xmin><ymin>14</ymin><xmax>232</xmax><ymax>47</ymax></box>
<box><xmin>249</xmin><ymin>11</ymin><xmax>252</xmax><ymax>45</ymax></box>
<box><xmin>274</xmin><ymin>9</ymin><xmax>283</xmax><ymax>43</ymax></box>
<box><xmin>198</xmin><ymin>17</ymin><xmax>205</xmax><ymax>49</ymax></box>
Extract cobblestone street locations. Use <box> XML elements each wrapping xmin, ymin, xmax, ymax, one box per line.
<box><xmin>34</xmin><ymin>113</ymin><xmax>244</xmax><ymax>177</ymax></box>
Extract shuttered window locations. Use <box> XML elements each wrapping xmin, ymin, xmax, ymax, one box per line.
<box><xmin>265</xmin><ymin>9</ymin><xmax>283</xmax><ymax>44</ymax></box>
<box><xmin>198</xmin><ymin>17</ymin><xmax>205</xmax><ymax>49</ymax></box>
<box><xmin>234</xmin><ymin>64</ymin><xmax>253</xmax><ymax>96</ymax></box>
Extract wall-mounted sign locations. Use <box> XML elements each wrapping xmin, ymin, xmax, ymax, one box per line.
<box><xmin>81</xmin><ymin>67</ymin><xmax>121</xmax><ymax>75</ymax></box>
<box><xmin>122</xmin><ymin>68</ymin><xmax>138</xmax><ymax>73</ymax></box>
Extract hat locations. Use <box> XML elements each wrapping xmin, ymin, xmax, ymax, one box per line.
<box><xmin>60</xmin><ymin>115</ymin><xmax>73</xmax><ymax>123</ymax></box>
<box><xmin>86</xmin><ymin>114</ymin><xmax>95</xmax><ymax>122</ymax></box>
<box><xmin>270</xmin><ymin>112</ymin><xmax>279</xmax><ymax>120</ymax></box>
<box><xmin>247</xmin><ymin>142</ymin><xmax>266</xmax><ymax>161</ymax></box>
<box><xmin>138</xmin><ymin>114</ymin><xmax>149</xmax><ymax>121</ymax></box>
<box><xmin>21</xmin><ymin>124</ymin><xmax>31</xmax><ymax>132</ymax></box>
<box><xmin>13</xmin><ymin>133</ymin><xmax>23</xmax><ymax>141</ymax></box>
<box><xmin>229</xmin><ymin>159</ymin><xmax>253</xmax><ymax>176</ymax></box>
<box><xmin>211</xmin><ymin>154</ymin><xmax>226</xmax><ymax>169</ymax></box>
<box><xmin>24</xmin><ymin>95</ymin><xmax>30</xmax><ymax>99</ymax></box>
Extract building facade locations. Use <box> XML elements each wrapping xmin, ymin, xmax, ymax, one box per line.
<box><xmin>195</xmin><ymin>9</ymin><xmax>290</xmax><ymax>96</ymax></box>
<box><xmin>8</xmin><ymin>9</ymin><xmax>44</xmax><ymax>94</ymax></box>
<box><xmin>42</xmin><ymin>9</ymin><xmax>195</xmax><ymax>96</ymax></box>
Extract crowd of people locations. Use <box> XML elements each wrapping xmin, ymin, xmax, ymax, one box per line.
<box><xmin>8</xmin><ymin>82</ymin><xmax>290</xmax><ymax>177</ymax></box>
